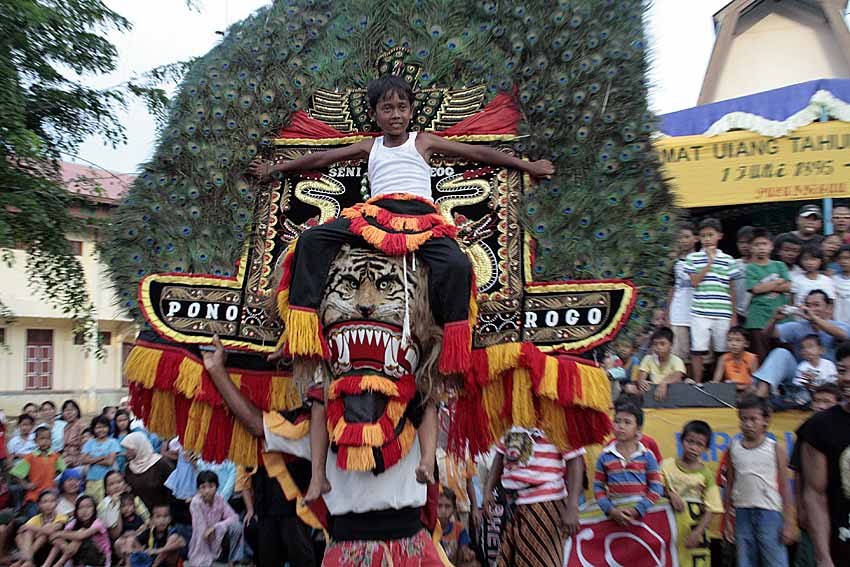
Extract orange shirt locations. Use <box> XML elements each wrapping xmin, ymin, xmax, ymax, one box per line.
<box><xmin>723</xmin><ymin>352</ymin><xmax>758</xmax><ymax>385</ymax></box>
<box><xmin>11</xmin><ymin>450</ymin><xmax>66</xmax><ymax>502</ymax></box>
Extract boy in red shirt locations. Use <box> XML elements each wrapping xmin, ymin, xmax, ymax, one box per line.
<box><xmin>10</xmin><ymin>426</ymin><xmax>66</xmax><ymax>519</ymax></box>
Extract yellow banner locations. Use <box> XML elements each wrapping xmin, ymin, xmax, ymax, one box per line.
<box><xmin>655</xmin><ymin>121</ymin><xmax>850</xmax><ymax>207</ymax></box>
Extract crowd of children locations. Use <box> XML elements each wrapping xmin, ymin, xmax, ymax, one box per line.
<box><xmin>0</xmin><ymin>401</ymin><xmax>245</xmax><ymax>567</ymax></box>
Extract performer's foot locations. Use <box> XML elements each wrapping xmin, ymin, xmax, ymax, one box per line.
<box><xmin>415</xmin><ymin>460</ymin><xmax>435</xmax><ymax>484</ymax></box>
<box><xmin>302</xmin><ymin>477</ymin><xmax>331</xmax><ymax>505</ymax></box>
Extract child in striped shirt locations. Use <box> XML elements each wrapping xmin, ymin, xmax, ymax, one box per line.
<box><xmin>594</xmin><ymin>400</ymin><xmax>664</xmax><ymax>526</ymax></box>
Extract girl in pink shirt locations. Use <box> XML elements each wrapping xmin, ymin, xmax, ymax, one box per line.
<box><xmin>43</xmin><ymin>494</ymin><xmax>111</xmax><ymax>567</ymax></box>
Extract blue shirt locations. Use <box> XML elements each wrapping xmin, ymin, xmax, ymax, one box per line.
<box><xmin>778</xmin><ymin>320</ymin><xmax>850</xmax><ymax>361</ymax></box>
<box><xmin>82</xmin><ymin>437</ymin><xmax>122</xmax><ymax>480</ymax></box>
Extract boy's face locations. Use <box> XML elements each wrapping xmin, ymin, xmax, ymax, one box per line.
<box><xmin>651</xmin><ymin>337</ymin><xmax>672</xmax><ymax>358</ymax></box>
<box><xmin>152</xmin><ymin>507</ymin><xmax>171</xmax><ymax>530</ymax></box>
<box><xmin>727</xmin><ymin>332</ymin><xmax>747</xmax><ymax>354</ymax></box>
<box><xmin>737</xmin><ymin>238</ymin><xmax>752</xmax><ymax>258</ymax></box>
<box><xmin>35</xmin><ymin>429</ymin><xmax>51</xmax><ymax>451</ymax></box>
<box><xmin>94</xmin><ymin>422</ymin><xmax>109</xmax><ymax>439</ymax></box>
<box><xmin>739</xmin><ymin>407</ymin><xmax>769</xmax><ymax>441</ymax></box>
<box><xmin>823</xmin><ymin>236</ymin><xmax>841</xmax><ymax>256</ymax></box>
<box><xmin>800</xmin><ymin>253</ymin><xmax>821</xmax><ymax>273</ymax></box>
<box><xmin>750</xmin><ymin>236</ymin><xmax>772</xmax><ymax>260</ymax></box>
<box><xmin>699</xmin><ymin>227</ymin><xmax>722</xmax><ymax>250</ymax></box>
<box><xmin>837</xmin><ymin>354</ymin><xmax>850</xmax><ymax>403</ymax></box>
<box><xmin>833</xmin><ymin>207</ymin><xmax>850</xmax><ymax>233</ymax></box>
<box><xmin>778</xmin><ymin>242</ymin><xmax>801</xmax><ymax>265</ymax></box>
<box><xmin>678</xmin><ymin>229</ymin><xmax>696</xmax><ymax>254</ymax></box>
<box><xmin>613</xmin><ymin>411</ymin><xmax>639</xmax><ymax>442</ymax></box>
<box><xmin>811</xmin><ymin>392</ymin><xmax>839</xmax><ymax>412</ymax></box>
<box><xmin>105</xmin><ymin>473</ymin><xmax>125</xmax><ymax>497</ymax></box>
<box><xmin>680</xmin><ymin>432</ymin><xmax>709</xmax><ymax>463</ymax></box>
<box><xmin>371</xmin><ymin>90</ymin><xmax>412</xmax><ymax>137</ymax></box>
<box><xmin>19</xmin><ymin>419</ymin><xmax>33</xmax><ymax>436</ymax></box>
<box><xmin>838</xmin><ymin>251</ymin><xmax>850</xmax><ymax>274</ymax></box>
<box><xmin>121</xmin><ymin>499</ymin><xmax>136</xmax><ymax>518</ymax></box>
<box><xmin>39</xmin><ymin>492</ymin><xmax>57</xmax><ymax>516</ymax></box>
<box><xmin>198</xmin><ymin>481</ymin><xmax>217</xmax><ymax>503</ymax></box>
<box><xmin>615</xmin><ymin>341</ymin><xmax>634</xmax><ymax>360</ymax></box>
<box><xmin>437</xmin><ymin>494</ymin><xmax>454</xmax><ymax>524</ymax></box>
<box><xmin>62</xmin><ymin>476</ymin><xmax>80</xmax><ymax>495</ymax></box>
<box><xmin>801</xmin><ymin>338</ymin><xmax>823</xmax><ymax>363</ymax></box>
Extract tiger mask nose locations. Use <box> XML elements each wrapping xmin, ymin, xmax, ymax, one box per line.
<box><xmin>357</xmin><ymin>304</ymin><xmax>376</xmax><ymax>318</ymax></box>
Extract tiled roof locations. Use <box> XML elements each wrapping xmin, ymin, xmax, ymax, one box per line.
<box><xmin>60</xmin><ymin>160</ymin><xmax>134</xmax><ymax>204</ymax></box>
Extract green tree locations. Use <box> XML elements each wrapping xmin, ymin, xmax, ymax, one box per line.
<box><xmin>0</xmin><ymin>0</ymin><xmax>181</xmax><ymax>346</ymax></box>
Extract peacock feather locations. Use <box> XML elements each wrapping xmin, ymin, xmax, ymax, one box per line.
<box><xmin>102</xmin><ymin>0</ymin><xmax>676</xmax><ymax>342</ymax></box>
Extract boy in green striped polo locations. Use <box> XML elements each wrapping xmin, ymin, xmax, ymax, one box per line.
<box><xmin>685</xmin><ymin>218</ymin><xmax>742</xmax><ymax>383</ymax></box>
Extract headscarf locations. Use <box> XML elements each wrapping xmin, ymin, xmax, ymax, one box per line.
<box><xmin>58</xmin><ymin>467</ymin><xmax>83</xmax><ymax>488</ymax></box>
<box><xmin>122</xmin><ymin>431</ymin><xmax>162</xmax><ymax>475</ymax></box>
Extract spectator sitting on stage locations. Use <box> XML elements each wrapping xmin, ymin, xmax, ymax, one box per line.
<box><xmin>666</xmin><ymin>223</ymin><xmax>698</xmax><ymax>364</ymax></box>
<box><xmin>754</xmin><ymin>290</ymin><xmax>849</xmax><ymax>401</ymax></box>
<box><xmin>735</xmin><ymin>226</ymin><xmax>754</xmax><ymax>326</ymax></box>
<box><xmin>822</xmin><ymin>234</ymin><xmax>842</xmax><ymax>275</ymax></box>
<box><xmin>712</xmin><ymin>327</ymin><xmax>758</xmax><ymax>393</ymax></box>
<box><xmin>774</xmin><ymin>235</ymin><xmax>804</xmax><ymax>278</ymax></box>
<box><xmin>773</xmin><ymin>334</ymin><xmax>839</xmax><ymax>410</ymax></box>
<box><xmin>745</xmin><ymin>228</ymin><xmax>791</xmax><ymax>362</ymax></box>
<box><xmin>626</xmin><ymin>327</ymin><xmax>686</xmax><ymax>401</ymax></box>
<box><xmin>831</xmin><ymin>244</ymin><xmax>850</xmax><ymax>323</ymax></box>
<box><xmin>791</xmin><ymin>246</ymin><xmax>835</xmax><ymax>306</ymax></box>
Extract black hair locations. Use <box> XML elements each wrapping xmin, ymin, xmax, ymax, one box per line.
<box><xmin>777</xmin><ymin>235</ymin><xmax>802</xmax><ymax>249</ymax></box>
<box><xmin>18</xmin><ymin>413</ymin><xmax>34</xmax><ymax>425</ymax></box>
<box><xmin>23</xmin><ymin>402</ymin><xmax>37</xmax><ymax>411</ymax></box>
<box><xmin>41</xmin><ymin>400</ymin><xmax>56</xmax><ymax>409</ymax></box>
<box><xmin>727</xmin><ymin>326</ymin><xmax>749</xmax><ymax>341</ymax></box>
<box><xmin>82</xmin><ymin>427</ymin><xmax>92</xmax><ymax>437</ymax></box>
<box><xmin>366</xmin><ymin>75</ymin><xmax>414</xmax><ymax>109</ymax></box>
<box><xmin>73</xmin><ymin>494</ymin><xmax>97</xmax><ymax>528</ymax></box>
<box><xmin>750</xmin><ymin>227</ymin><xmax>773</xmax><ymax>242</ymax></box>
<box><xmin>615</xmin><ymin>392</ymin><xmax>644</xmax><ymax>409</ymax></box>
<box><xmin>114</xmin><ymin>409</ymin><xmax>132</xmax><ymax>436</ymax></box>
<box><xmin>833</xmin><ymin>202</ymin><xmax>850</xmax><ymax>212</ymax></box>
<box><xmin>801</xmin><ymin>333</ymin><xmax>822</xmax><ymax>347</ymax></box>
<box><xmin>614</xmin><ymin>401</ymin><xmax>644</xmax><ymax>427</ymax></box>
<box><xmin>197</xmin><ymin>470</ymin><xmax>219</xmax><ymax>489</ymax></box>
<box><xmin>440</xmin><ymin>488</ymin><xmax>457</xmax><ymax>508</ymax></box>
<box><xmin>813</xmin><ymin>382</ymin><xmax>841</xmax><ymax>399</ymax></box>
<box><xmin>151</xmin><ymin>503</ymin><xmax>171</xmax><ymax>515</ymax></box>
<box><xmin>837</xmin><ymin>341</ymin><xmax>850</xmax><ymax>363</ymax></box>
<box><xmin>62</xmin><ymin>399</ymin><xmax>82</xmax><ymax>420</ymax></box>
<box><xmin>104</xmin><ymin>470</ymin><xmax>124</xmax><ymax>490</ymax></box>
<box><xmin>119</xmin><ymin>492</ymin><xmax>137</xmax><ymax>508</ymax></box>
<box><xmin>681</xmin><ymin>420</ymin><xmax>712</xmax><ymax>446</ymax></box>
<box><xmin>101</xmin><ymin>405</ymin><xmax>116</xmax><ymax>415</ymax></box>
<box><xmin>37</xmin><ymin>489</ymin><xmax>58</xmax><ymax>502</ymax></box>
<box><xmin>838</xmin><ymin>244</ymin><xmax>850</xmax><ymax>256</ymax></box>
<box><xmin>799</xmin><ymin>245</ymin><xmax>823</xmax><ymax>262</ymax></box>
<box><xmin>697</xmin><ymin>217</ymin><xmax>722</xmax><ymax>233</ymax></box>
<box><xmin>650</xmin><ymin>326</ymin><xmax>674</xmax><ymax>344</ymax></box>
<box><xmin>34</xmin><ymin>425</ymin><xmax>51</xmax><ymax>438</ymax></box>
<box><xmin>737</xmin><ymin>393</ymin><xmax>770</xmax><ymax>417</ymax></box>
<box><xmin>679</xmin><ymin>222</ymin><xmax>696</xmax><ymax>234</ymax></box>
<box><xmin>90</xmin><ymin>415</ymin><xmax>111</xmax><ymax>432</ymax></box>
<box><xmin>805</xmin><ymin>289</ymin><xmax>833</xmax><ymax>305</ymax></box>
<box><xmin>736</xmin><ymin>226</ymin><xmax>754</xmax><ymax>242</ymax></box>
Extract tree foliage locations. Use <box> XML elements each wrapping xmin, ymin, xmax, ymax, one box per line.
<box><xmin>0</xmin><ymin>0</ymin><xmax>186</xmax><ymax>347</ymax></box>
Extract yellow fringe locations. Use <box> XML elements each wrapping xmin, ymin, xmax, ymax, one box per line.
<box><xmin>345</xmin><ymin>446</ymin><xmax>376</xmax><ymax>471</ymax></box>
<box><xmin>269</xmin><ymin>375</ymin><xmax>300</xmax><ymax>411</ymax></box>
<box><xmin>486</xmin><ymin>343</ymin><xmax>522</xmax><ymax>381</ymax></box>
<box><xmin>362</xmin><ymin>423</ymin><xmax>386</xmax><ymax>447</ymax></box>
<box><xmin>123</xmin><ymin>347</ymin><xmax>162</xmax><ymax>389</ymax></box>
<box><xmin>183</xmin><ymin>401</ymin><xmax>213</xmax><ymax>455</ymax></box>
<box><xmin>540</xmin><ymin>398</ymin><xmax>571</xmax><ymax>451</ymax></box>
<box><xmin>148</xmin><ymin>390</ymin><xmax>176</xmax><ymax>440</ymax></box>
<box><xmin>262</xmin><ymin>452</ymin><xmax>324</xmax><ymax>530</ymax></box>
<box><xmin>174</xmin><ymin>357</ymin><xmax>204</xmax><ymax>400</ymax></box>
<box><xmin>386</xmin><ymin>400</ymin><xmax>406</xmax><ymax>422</ymax></box>
<box><xmin>481</xmin><ymin>381</ymin><xmax>509</xmax><ymax>442</ymax></box>
<box><xmin>512</xmin><ymin>368</ymin><xmax>536</xmax><ymax>429</ymax></box>
<box><xmin>274</xmin><ymin>289</ymin><xmax>291</xmax><ymax>351</ymax></box>
<box><xmin>538</xmin><ymin>356</ymin><xmax>560</xmax><ymax>400</ymax></box>
<box><xmin>264</xmin><ymin>411</ymin><xmax>310</xmax><ymax>439</ymax></box>
<box><xmin>468</xmin><ymin>290</ymin><xmax>479</xmax><ymax>328</ymax></box>
<box><xmin>284</xmin><ymin>308</ymin><xmax>325</xmax><ymax>358</ymax></box>
<box><xmin>330</xmin><ymin>419</ymin><xmax>346</xmax><ymax>444</ymax></box>
<box><xmin>359</xmin><ymin>225</ymin><xmax>387</xmax><ymax>249</ymax></box>
<box><xmin>398</xmin><ymin>421</ymin><xmax>416</xmax><ymax>457</ymax></box>
<box><xmin>577</xmin><ymin>364</ymin><xmax>612</xmax><ymax>411</ymax></box>
<box><xmin>229</xmin><ymin>420</ymin><xmax>258</xmax><ymax>467</ymax></box>
<box><xmin>358</xmin><ymin>375</ymin><xmax>400</xmax><ymax>398</ymax></box>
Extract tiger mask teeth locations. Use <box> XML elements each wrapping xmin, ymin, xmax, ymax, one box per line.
<box><xmin>326</xmin><ymin>321</ymin><xmax>418</xmax><ymax>378</ymax></box>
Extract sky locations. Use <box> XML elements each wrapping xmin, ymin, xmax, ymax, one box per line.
<box><xmin>72</xmin><ymin>0</ymin><xmax>734</xmax><ymax>174</ymax></box>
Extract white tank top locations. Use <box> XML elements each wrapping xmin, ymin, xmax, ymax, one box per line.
<box><xmin>367</xmin><ymin>132</ymin><xmax>433</xmax><ymax>201</ymax></box>
<box><xmin>729</xmin><ymin>436</ymin><xmax>782</xmax><ymax>511</ymax></box>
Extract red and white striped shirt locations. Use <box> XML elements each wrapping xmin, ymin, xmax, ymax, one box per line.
<box><xmin>496</xmin><ymin>428</ymin><xmax>585</xmax><ymax>505</ymax></box>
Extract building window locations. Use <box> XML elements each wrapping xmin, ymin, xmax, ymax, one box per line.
<box><xmin>122</xmin><ymin>342</ymin><xmax>133</xmax><ymax>387</ymax></box>
<box><xmin>73</xmin><ymin>331</ymin><xmax>85</xmax><ymax>345</ymax></box>
<box><xmin>25</xmin><ymin>329</ymin><xmax>53</xmax><ymax>390</ymax></box>
<box><xmin>99</xmin><ymin>331</ymin><xmax>112</xmax><ymax>346</ymax></box>
<box><xmin>68</xmin><ymin>240</ymin><xmax>83</xmax><ymax>256</ymax></box>
<box><xmin>0</xmin><ymin>328</ymin><xmax>5</xmax><ymax>345</ymax></box>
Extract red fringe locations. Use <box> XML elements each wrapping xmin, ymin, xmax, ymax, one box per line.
<box><xmin>557</xmin><ymin>360</ymin><xmax>578</xmax><ymax>406</ymax></box>
<box><xmin>204</xmin><ymin>410</ymin><xmax>234</xmax><ymax>463</ymax></box>
<box><xmin>381</xmin><ymin>437</ymin><xmax>402</xmax><ymax>468</ymax></box>
<box><xmin>174</xmin><ymin>396</ymin><xmax>191</xmax><ymax>437</ymax></box>
<box><xmin>439</xmin><ymin>321</ymin><xmax>472</xmax><ymax>374</ymax></box>
<box><xmin>521</xmin><ymin>342</ymin><xmax>548</xmax><ymax>390</ymax></box>
<box><xmin>449</xmin><ymin>391</ymin><xmax>491</xmax><ymax>457</ymax></box>
<box><xmin>335</xmin><ymin>422</ymin><xmax>366</xmax><ymax>446</ymax></box>
<box><xmin>275</xmin><ymin>243</ymin><xmax>297</xmax><ymax>295</ymax></box>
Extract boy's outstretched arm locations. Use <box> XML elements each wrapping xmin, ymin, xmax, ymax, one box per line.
<box><xmin>248</xmin><ymin>139</ymin><xmax>373</xmax><ymax>181</ymax></box>
<box><xmin>420</xmin><ymin>133</ymin><xmax>554</xmax><ymax>178</ymax></box>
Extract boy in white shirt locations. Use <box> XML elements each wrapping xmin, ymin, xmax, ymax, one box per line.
<box><xmin>665</xmin><ymin>223</ymin><xmax>697</xmax><ymax>361</ymax></box>
<box><xmin>830</xmin><ymin>244</ymin><xmax>850</xmax><ymax>323</ymax></box>
<box><xmin>777</xmin><ymin>334</ymin><xmax>838</xmax><ymax>410</ymax></box>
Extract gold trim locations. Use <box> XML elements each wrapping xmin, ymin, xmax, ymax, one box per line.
<box><xmin>273</xmin><ymin>134</ymin><xmax>518</xmax><ymax>146</ymax></box>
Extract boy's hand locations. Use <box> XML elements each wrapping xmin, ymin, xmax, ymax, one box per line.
<box><xmin>653</xmin><ymin>383</ymin><xmax>668</xmax><ymax>401</ymax></box>
<box><xmin>559</xmin><ymin>505</ymin><xmax>580</xmax><ymax>537</ymax></box>
<box><xmin>608</xmin><ymin>508</ymin><xmax>629</xmax><ymax>526</ymax></box>
<box><xmin>781</xmin><ymin>520</ymin><xmax>797</xmax><ymax>545</ymax></box>
<box><xmin>669</xmin><ymin>492</ymin><xmax>685</xmax><ymax>513</ymax></box>
<box><xmin>638</xmin><ymin>379</ymin><xmax>651</xmax><ymax>393</ymax></box>
<box><xmin>723</xmin><ymin>520</ymin><xmax>735</xmax><ymax>544</ymax></box>
<box><xmin>201</xmin><ymin>335</ymin><xmax>227</xmax><ymax>374</ymax></box>
<box><xmin>204</xmin><ymin>527</ymin><xmax>215</xmax><ymax>541</ymax></box>
<box><xmin>482</xmin><ymin>496</ymin><xmax>493</xmax><ymax>521</ymax></box>
<box><xmin>526</xmin><ymin>160</ymin><xmax>555</xmax><ymax>179</ymax></box>
<box><xmin>247</xmin><ymin>159</ymin><xmax>275</xmax><ymax>181</ymax></box>
<box><xmin>685</xmin><ymin>529</ymin><xmax>702</xmax><ymax>549</ymax></box>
